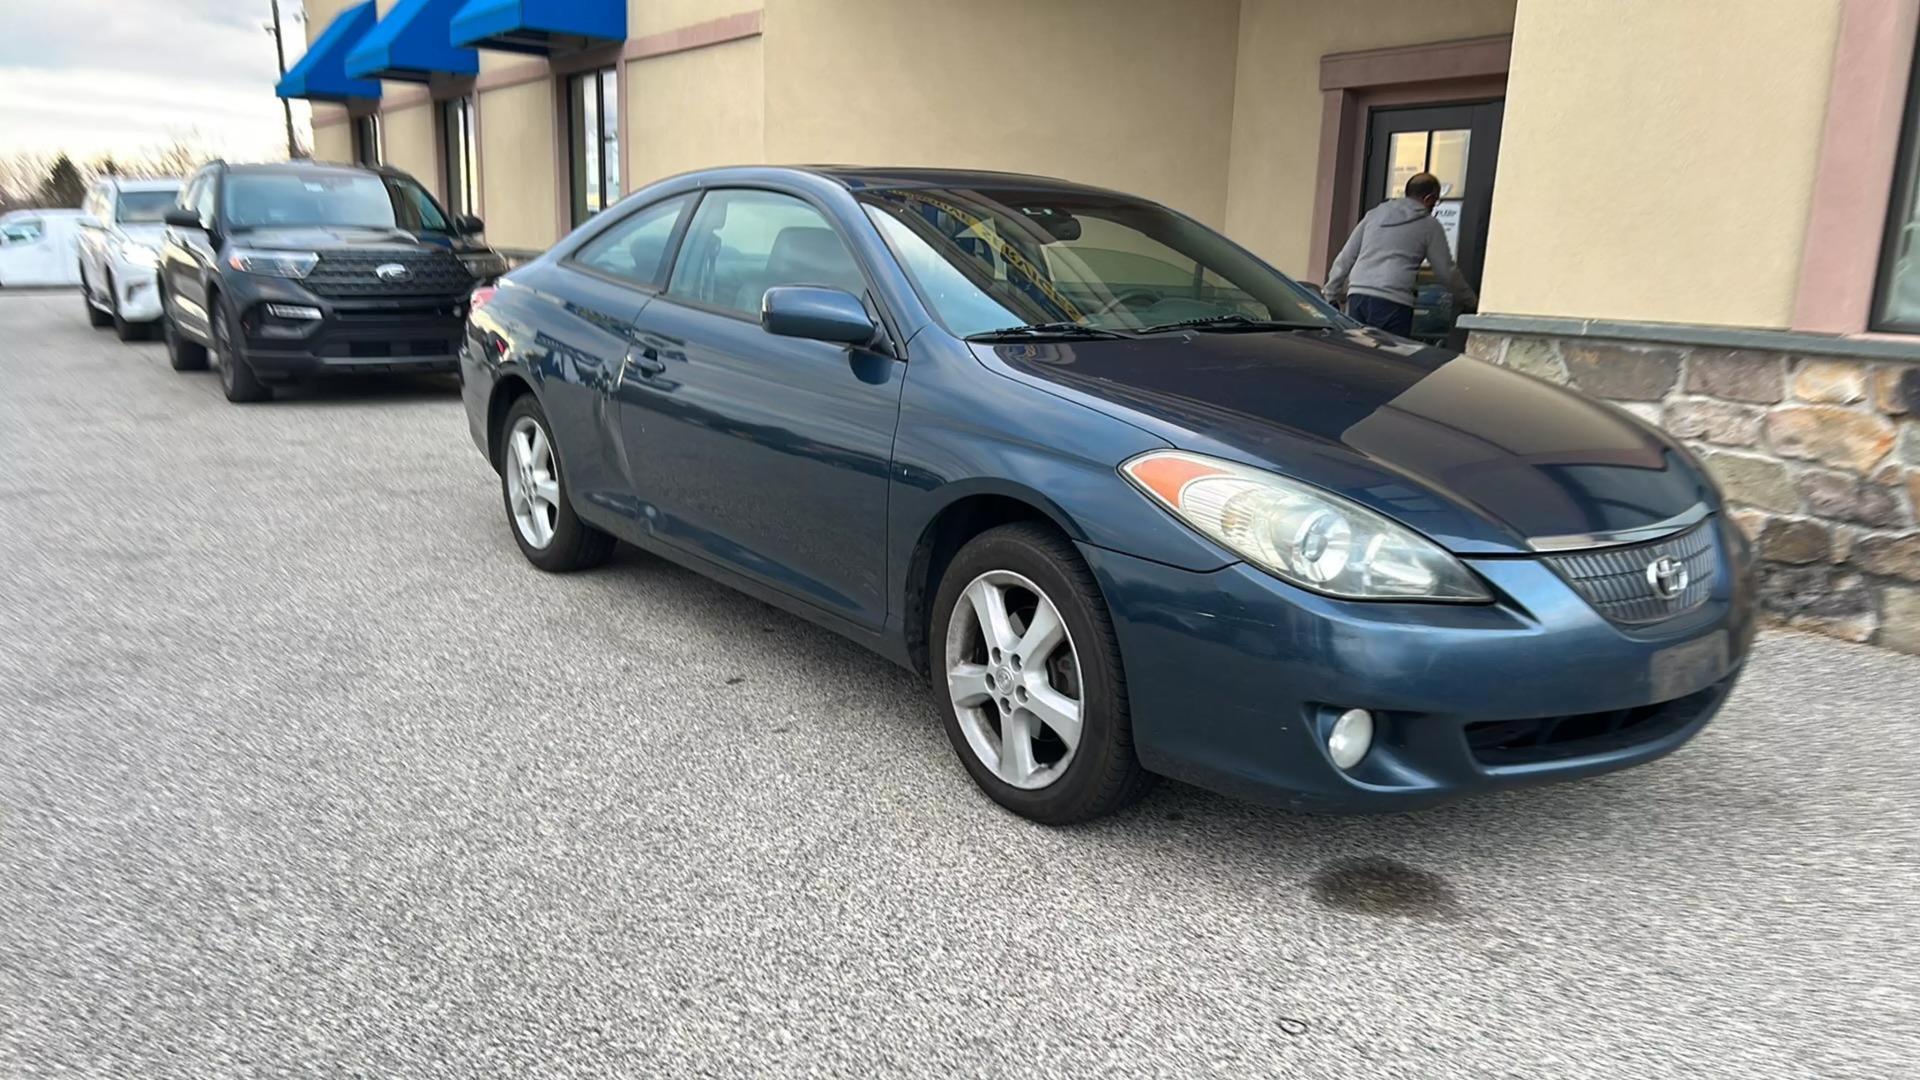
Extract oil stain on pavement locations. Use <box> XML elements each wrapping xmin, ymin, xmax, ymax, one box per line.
<box><xmin>1309</xmin><ymin>857</ymin><xmax>1463</xmax><ymax>920</ymax></box>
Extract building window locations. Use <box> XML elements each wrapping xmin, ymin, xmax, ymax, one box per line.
<box><xmin>351</xmin><ymin>113</ymin><xmax>381</xmax><ymax>168</ymax></box>
<box><xmin>440</xmin><ymin>96</ymin><xmax>477</xmax><ymax>217</ymax></box>
<box><xmin>567</xmin><ymin>66</ymin><xmax>619</xmax><ymax>226</ymax></box>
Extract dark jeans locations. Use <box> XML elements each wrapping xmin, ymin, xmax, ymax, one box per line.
<box><xmin>1346</xmin><ymin>294</ymin><xmax>1414</xmax><ymax>337</ymax></box>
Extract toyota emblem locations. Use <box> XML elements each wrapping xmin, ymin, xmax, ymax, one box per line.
<box><xmin>1645</xmin><ymin>555</ymin><xmax>1690</xmax><ymax>600</ymax></box>
<box><xmin>375</xmin><ymin>262</ymin><xmax>412</xmax><ymax>283</ymax></box>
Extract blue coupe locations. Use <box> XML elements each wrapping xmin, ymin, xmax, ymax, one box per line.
<box><xmin>460</xmin><ymin>166</ymin><xmax>1755</xmax><ymax>823</ymax></box>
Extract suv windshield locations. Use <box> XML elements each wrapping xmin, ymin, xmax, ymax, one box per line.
<box><xmin>116</xmin><ymin>189</ymin><xmax>180</xmax><ymax>223</ymax></box>
<box><xmin>858</xmin><ymin>186</ymin><xmax>1341</xmax><ymax>338</ymax></box>
<box><xmin>223</xmin><ymin>170</ymin><xmax>449</xmax><ymax>233</ymax></box>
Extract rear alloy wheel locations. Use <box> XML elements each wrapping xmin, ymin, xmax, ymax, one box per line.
<box><xmin>212</xmin><ymin>296</ymin><xmax>269</xmax><ymax>403</ymax></box>
<box><xmin>499</xmin><ymin>395</ymin><xmax>615</xmax><ymax>572</ymax></box>
<box><xmin>161</xmin><ymin>287</ymin><xmax>207</xmax><ymax>371</ymax></box>
<box><xmin>932</xmin><ymin>523</ymin><xmax>1152</xmax><ymax>823</ymax></box>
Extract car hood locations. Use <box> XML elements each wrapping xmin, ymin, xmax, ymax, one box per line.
<box><xmin>225</xmin><ymin>225</ymin><xmax>472</xmax><ymax>252</ymax></box>
<box><xmin>974</xmin><ymin>328</ymin><xmax>1712</xmax><ymax>555</ymax></box>
<box><xmin>118</xmin><ymin>223</ymin><xmax>169</xmax><ymax>248</ymax></box>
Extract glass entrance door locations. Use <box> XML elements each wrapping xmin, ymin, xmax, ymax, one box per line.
<box><xmin>1361</xmin><ymin>101</ymin><xmax>1503</xmax><ymax>343</ymax></box>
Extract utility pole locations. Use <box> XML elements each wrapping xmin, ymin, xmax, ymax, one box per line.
<box><xmin>267</xmin><ymin>0</ymin><xmax>300</xmax><ymax>159</ymax></box>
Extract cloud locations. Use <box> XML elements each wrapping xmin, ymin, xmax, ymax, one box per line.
<box><xmin>0</xmin><ymin>0</ymin><xmax>313</xmax><ymax>161</ymax></box>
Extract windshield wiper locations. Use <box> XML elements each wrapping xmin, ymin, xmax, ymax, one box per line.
<box><xmin>1129</xmin><ymin>313</ymin><xmax>1328</xmax><ymax>335</ymax></box>
<box><xmin>963</xmin><ymin>322</ymin><xmax>1137</xmax><ymax>342</ymax></box>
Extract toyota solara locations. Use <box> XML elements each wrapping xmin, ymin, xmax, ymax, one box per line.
<box><xmin>460</xmin><ymin>166</ymin><xmax>1755</xmax><ymax>824</ymax></box>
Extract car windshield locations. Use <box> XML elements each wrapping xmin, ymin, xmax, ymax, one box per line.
<box><xmin>858</xmin><ymin>186</ymin><xmax>1342</xmax><ymax>337</ymax></box>
<box><xmin>116</xmin><ymin>188</ymin><xmax>180</xmax><ymax>223</ymax></box>
<box><xmin>222</xmin><ymin>170</ymin><xmax>449</xmax><ymax>232</ymax></box>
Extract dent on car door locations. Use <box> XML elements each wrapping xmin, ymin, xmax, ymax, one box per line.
<box><xmin>617</xmin><ymin>187</ymin><xmax>907</xmax><ymax>630</ymax></box>
<box><xmin>531</xmin><ymin>192</ymin><xmax>696</xmax><ymax>520</ymax></box>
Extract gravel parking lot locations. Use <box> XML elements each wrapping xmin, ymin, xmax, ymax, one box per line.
<box><xmin>1</xmin><ymin>288</ymin><xmax>1916</xmax><ymax>1078</ymax></box>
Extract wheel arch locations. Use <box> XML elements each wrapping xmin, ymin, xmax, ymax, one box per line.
<box><xmin>486</xmin><ymin>372</ymin><xmax>537</xmax><ymax>470</ymax></box>
<box><xmin>903</xmin><ymin>484</ymin><xmax>1087</xmax><ymax>678</ymax></box>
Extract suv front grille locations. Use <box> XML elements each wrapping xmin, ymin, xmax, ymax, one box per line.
<box><xmin>1540</xmin><ymin>520</ymin><xmax>1716</xmax><ymax>624</ymax></box>
<box><xmin>303</xmin><ymin>249</ymin><xmax>473</xmax><ymax>298</ymax></box>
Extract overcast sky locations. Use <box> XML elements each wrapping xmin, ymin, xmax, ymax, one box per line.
<box><xmin>0</xmin><ymin>0</ymin><xmax>315</xmax><ymax>164</ymax></box>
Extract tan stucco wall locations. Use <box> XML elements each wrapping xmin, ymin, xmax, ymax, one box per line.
<box><xmin>626</xmin><ymin>37</ymin><xmax>765</xmax><ymax>189</ymax></box>
<box><xmin>312</xmin><ymin>112</ymin><xmax>354</xmax><ymax>164</ymax></box>
<box><xmin>1223</xmin><ymin>0</ymin><xmax>1518</xmax><ymax>275</ymax></box>
<box><xmin>477</xmin><ymin>79</ymin><xmax>560</xmax><ymax>250</ymax></box>
<box><xmin>629</xmin><ymin>0</ymin><xmax>759</xmax><ymax>38</ymax></box>
<box><xmin>1479</xmin><ymin>0</ymin><xmax>1842</xmax><ymax>329</ymax></box>
<box><xmin>760</xmin><ymin>0</ymin><xmax>1241</xmax><ymax>226</ymax></box>
<box><xmin>381</xmin><ymin>103</ymin><xmax>438</xmax><ymax>196</ymax></box>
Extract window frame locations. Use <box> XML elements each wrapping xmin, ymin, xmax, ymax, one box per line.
<box><xmin>653</xmin><ymin>186</ymin><xmax>887</xmax><ymax>330</ymax></box>
<box><xmin>351</xmin><ymin>112</ymin><xmax>382</xmax><ymax>168</ymax></box>
<box><xmin>1872</xmin><ymin>30</ymin><xmax>1920</xmax><ymax>333</ymax></box>
<box><xmin>566</xmin><ymin>65</ymin><xmax>620</xmax><ymax>227</ymax></box>
<box><xmin>560</xmin><ymin>192</ymin><xmax>698</xmax><ymax>293</ymax></box>
<box><xmin>437</xmin><ymin>94</ymin><xmax>478</xmax><ymax>219</ymax></box>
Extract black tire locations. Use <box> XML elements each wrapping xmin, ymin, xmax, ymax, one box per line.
<box><xmin>212</xmin><ymin>295</ymin><xmax>270</xmax><ymax>403</ymax></box>
<box><xmin>498</xmin><ymin>394</ymin><xmax>615</xmax><ymax>572</ymax></box>
<box><xmin>161</xmin><ymin>286</ymin><xmax>208</xmax><ymax>371</ymax></box>
<box><xmin>108</xmin><ymin>271</ymin><xmax>143</xmax><ymax>341</ymax></box>
<box><xmin>82</xmin><ymin>268</ymin><xmax>111</xmax><ymax>327</ymax></box>
<box><xmin>929</xmin><ymin>522</ymin><xmax>1153</xmax><ymax>824</ymax></box>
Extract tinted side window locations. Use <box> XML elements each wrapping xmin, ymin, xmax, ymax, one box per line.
<box><xmin>572</xmin><ymin>194</ymin><xmax>690</xmax><ymax>287</ymax></box>
<box><xmin>666</xmin><ymin>189</ymin><xmax>865</xmax><ymax>317</ymax></box>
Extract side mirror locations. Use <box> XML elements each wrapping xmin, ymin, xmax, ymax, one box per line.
<box><xmin>455</xmin><ymin>214</ymin><xmax>485</xmax><ymax>235</ymax></box>
<box><xmin>163</xmin><ymin>207</ymin><xmax>200</xmax><ymax>229</ymax></box>
<box><xmin>761</xmin><ymin>285</ymin><xmax>877</xmax><ymax>346</ymax></box>
<box><xmin>78</xmin><ymin>216</ymin><xmax>104</xmax><ymax>230</ymax></box>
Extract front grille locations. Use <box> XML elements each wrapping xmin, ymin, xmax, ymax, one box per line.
<box><xmin>1464</xmin><ymin>681</ymin><xmax>1724</xmax><ymax>765</ymax></box>
<box><xmin>1541</xmin><ymin>521</ymin><xmax>1716</xmax><ymax>624</ymax></box>
<box><xmin>303</xmin><ymin>249</ymin><xmax>473</xmax><ymax>298</ymax></box>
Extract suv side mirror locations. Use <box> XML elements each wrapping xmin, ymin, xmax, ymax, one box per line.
<box><xmin>454</xmin><ymin>214</ymin><xmax>484</xmax><ymax>235</ymax></box>
<box><xmin>761</xmin><ymin>286</ymin><xmax>877</xmax><ymax>346</ymax></box>
<box><xmin>163</xmin><ymin>207</ymin><xmax>200</xmax><ymax>229</ymax></box>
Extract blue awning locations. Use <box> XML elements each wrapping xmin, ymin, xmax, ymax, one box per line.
<box><xmin>450</xmin><ymin>0</ymin><xmax>625</xmax><ymax>55</ymax></box>
<box><xmin>276</xmin><ymin>0</ymin><xmax>381</xmax><ymax>103</ymax></box>
<box><xmin>345</xmin><ymin>0</ymin><xmax>478</xmax><ymax>82</ymax></box>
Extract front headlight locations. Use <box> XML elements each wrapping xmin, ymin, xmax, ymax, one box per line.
<box><xmin>458</xmin><ymin>251</ymin><xmax>508</xmax><ymax>279</ymax></box>
<box><xmin>117</xmin><ymin>242</ymin><xmax>159</xmax><ymax>268</ymax></box>
<box><xmin>227</xmin><ymin>248</ymin><xmax>318</xmax><ymax>278</ymax></box>
<box><xmin>1122</xmin><ymin>450</ymin><xmax>1491</xmax><ymax>602</ymax></box>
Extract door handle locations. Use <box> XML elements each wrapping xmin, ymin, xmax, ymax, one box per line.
<box><xmin>630</xmin><ymin>344</ymin><xmax>665</xmax><ymax>377</ymax></box>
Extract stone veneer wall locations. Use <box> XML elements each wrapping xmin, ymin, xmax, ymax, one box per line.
<box><xmin>1464</xmin><ymin>332</ymin><xmax>1920</xmax><ymax>654</ymax></box>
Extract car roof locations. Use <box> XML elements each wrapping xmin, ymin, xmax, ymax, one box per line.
<box><xmin>793</xmin><ymin>165</ymin><xmax>1128</xmax><ymax>197</ymax></box>
<box><xmin>223</xmin><ymin>160</ymin><xmax>391</xmax><ymax>179</ymax></box>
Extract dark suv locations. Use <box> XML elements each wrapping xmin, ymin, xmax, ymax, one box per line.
<box><xmin>158</xmin><ymin>160</ymin><xmax>506</xmax><ymax>402</ymax></box>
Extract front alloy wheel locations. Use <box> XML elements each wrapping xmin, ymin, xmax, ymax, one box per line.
<box><xmin>945</xmin><ymin>570</ymin><xmax>1084</xmax><ymax>790</ymax></box>
<box><xmin>930</xmin><ymin>522</ymin><xmax>1152</xmax><ymax>823</ymax></box>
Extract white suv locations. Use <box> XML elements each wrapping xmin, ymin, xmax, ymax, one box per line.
<box><xmin>78</xmin><ymin>177</ymin><xmax>183</xmax><ymax>339</ymax></box>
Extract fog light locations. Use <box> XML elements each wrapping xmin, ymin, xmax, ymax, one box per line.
<box><xmin>1328</xmin><ymin>708</ymin><xmax>1374</xmax><ymax>770</ymax></box>
<box><xmin>266</xmin><ymin>303</ymin><xmax>322</xmax><ymax>320</ymax></box>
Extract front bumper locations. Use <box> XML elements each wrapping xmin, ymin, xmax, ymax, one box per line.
<box><xmin>1085</xmin><ymin>514</ymin><xmax>1757</xmax><ymax>812</ymax></box>
<box><xmin>227</xmin><ymin>279</ymin><xmax>467</xmax><ymax>381</ymax></box>
<box><xmin>108</xmin><ymin>255</ymin><xmax>164</xmax><ymax>322</ymax></box>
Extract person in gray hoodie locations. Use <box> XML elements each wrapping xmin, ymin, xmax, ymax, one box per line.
<box><xmin>1322</xmin><ymin>172</ymin><xmax>1478</xmax><ymax>337</ymax></box>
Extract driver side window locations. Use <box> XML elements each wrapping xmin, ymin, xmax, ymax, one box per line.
<box><xmin>666</xmin><ymin>189</ymin><xmax>865</xmax><ymax>318</ymax></box>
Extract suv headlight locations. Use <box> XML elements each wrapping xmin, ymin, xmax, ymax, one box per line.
<box><xmin>1122</xmin><ymin>450</ymin><xmax>1491</xmax><ymax>602</ymax></box>
<box><xmin>458</xmin><ymin>251</ymin><xmax>508</xmax><ymax>279</ymax></box>
<box><xmin>227</xmin><ymin>248</ymin><xmax>318</xmax><ymax>278</ymax></box>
